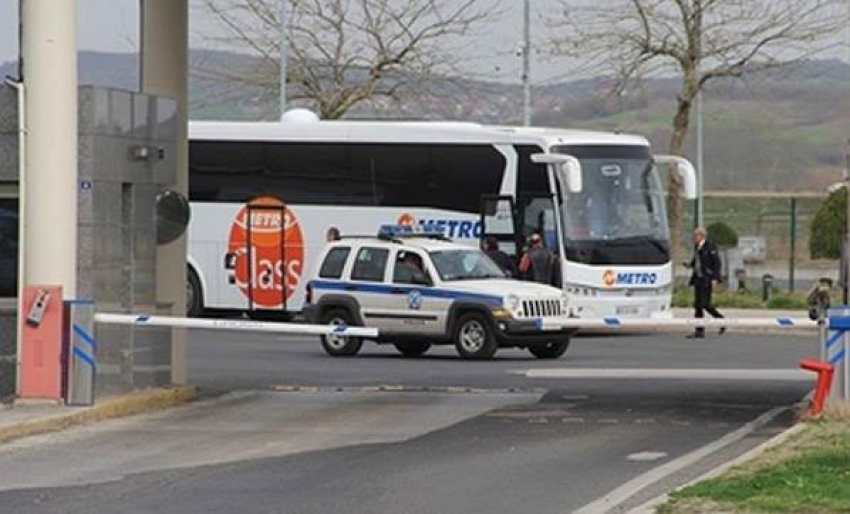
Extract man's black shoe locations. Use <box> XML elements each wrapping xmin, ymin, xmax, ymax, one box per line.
<box><xmin>686</xmin><ymin>332</ymin><xmax>705</xmax><ymax>339</ymax></box>
<box><xmin>719</xmin><ymin>327</ymin><xmax>727</xmax><ymax>336</ymax></box>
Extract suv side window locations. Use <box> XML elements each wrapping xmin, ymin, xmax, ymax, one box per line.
<box><xmin>318</xmin><ymin>246</ymin><xmax>350</xmax><ymax>279</ymax></box>
<box><xmin>350</xmin><ymin>247</ymin><xmax>389</xmax><ymax>282</ymax></box>
<box><xmin>393</xmin><ymin>250</ymin><xmax>430</xmax><ymax>285</ymax></box>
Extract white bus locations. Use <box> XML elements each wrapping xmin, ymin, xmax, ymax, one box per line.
<box><xmin>186</xmin><ymin>115</ymin><xmax>696</xmax><ymax>320</ymax></box>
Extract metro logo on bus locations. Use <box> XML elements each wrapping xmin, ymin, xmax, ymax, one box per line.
<box><xmin>227</xmin><ymin>196</ymin><xmax>304</xmax><ymax>307</ymax></box>
<box><xmin>396</xmin><ymin>213</ymin><xmax>482</xmax><ymax>239</ymax></box>
<box><xmin>603</xmin><ymin>269</ymin><xmax>658</xmax><ymax>287</ymax></box>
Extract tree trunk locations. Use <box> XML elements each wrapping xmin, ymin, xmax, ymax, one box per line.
<box><xmin>667</xmin><ymin>95</ymin><xmax>693</xmax><ymax>264</ymax></box>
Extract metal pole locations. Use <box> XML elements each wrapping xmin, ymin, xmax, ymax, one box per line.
<box><xmin>522</xmin><ymin>0</ymin><xmax>531</xmax><ymax>126</ymax></box>
<box><xmin>280</xmin><ymin>0</ymin><xmax>288</xmax><ymax>118</ymax></box>
<box><xmin>696</xmin><ymin>89</ymin><xmax>704</xmax><ymax>228</ymax></box>
<box><xmin>789</xmin><ymin>197</ymin><xmax>796</xmax><ymax>293</ymax></box>
<box><xmin>141</xmin><ymin>0</ymin><xmax>189</xmax><ymax>385</ymax></box>
<box><xmin>21</xmin><ymin>0</ymin><xmax>79</xmax><ymax>297</ymax></box>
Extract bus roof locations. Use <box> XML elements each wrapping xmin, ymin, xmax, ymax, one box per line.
<box><xmin>189</xmin><ymin>120</ymin><xmax>650</xmax><ymax>148</ymax></box>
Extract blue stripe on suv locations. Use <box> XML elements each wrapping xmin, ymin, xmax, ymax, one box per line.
<box><xmin>310</xmin><ymin>280</ymin><xmax>503</xmax><ymax>307</ymax></box>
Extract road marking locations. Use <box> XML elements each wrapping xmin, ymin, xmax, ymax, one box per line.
<box><xmin>516</xmin><ymin>368</ymin><xmax>810</xmax><ymax>381</ymax></box>
<box><xmin>573</xmin><ymin>406</ymin><xmax>787</xmax><ymax>514</ymax></box>
<box><xmin>627</xmin><ymin>451</ymin><xmax>668</xmax><ymax>462</ymax></box>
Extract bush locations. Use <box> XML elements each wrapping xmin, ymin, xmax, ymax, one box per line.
<box><xmin>810</xmin><ymin>187</ymin><xmax>846</xmax><ymax>259</ymax></box>
<box><xmin>706</xmin><ymin>222</ymin><xmax>738</xmax><ymax>249</ymax></box>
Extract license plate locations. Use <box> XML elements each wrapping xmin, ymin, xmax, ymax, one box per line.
<box><xmin>616</xmin><ymin>306</ymin><xmax>640</xmax><ymax>315</ymax></box>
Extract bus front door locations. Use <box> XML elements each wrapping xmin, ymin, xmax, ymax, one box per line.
<box><xmin>479</xmin><ymin>195</ymin><xmax>520</xmax><ymax>273</ymax></box>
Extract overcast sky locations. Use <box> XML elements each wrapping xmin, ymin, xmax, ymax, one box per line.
<box><xmin>1</xmin><ymin>1</ymin><xmax>847</xmax><ymax>84</ymax></box>
<box><xmin>0</xmin><ymin>0</ymin><xmax>560</xmax><ymax>83</ymax></box>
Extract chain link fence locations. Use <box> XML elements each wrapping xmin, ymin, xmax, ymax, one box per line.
<box><xmin>677</xmin><ymin>193</ymin><xmax>836</xmax><ymax>293</ymax></box>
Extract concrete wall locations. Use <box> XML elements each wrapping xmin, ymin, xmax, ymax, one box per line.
<box><xmin>0</xmin><ymin>85</ymin><xmax>178</xmax><ymax>400</ymax></box>
<box><xmin>78</xmin><ymin>86</ymin><xmax>177</xmax><ymax>395</ymax></box>
<box><xmin>0</xmin><ymin>86</ymin><xmax>19</xmax><ymax>400</ymax></box>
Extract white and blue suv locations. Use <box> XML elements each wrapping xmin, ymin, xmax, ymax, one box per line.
<box><xmin>304</xmin><ymin>226</ymin><xmax>575</xmax><ymax>360</ymax></box>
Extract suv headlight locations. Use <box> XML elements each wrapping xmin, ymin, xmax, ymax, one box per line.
<box><xmin>505</xmin><ymin>294</ymin><xmax>520</xmax><ymax>311</ymax></box>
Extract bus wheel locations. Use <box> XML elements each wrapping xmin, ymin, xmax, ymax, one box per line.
<box><xmin>394</xmin><ymin>342</ymin><xmax>431</xmax><ymax>357</ymax></box>
<box><xmin>454</xmin><ymin>312</ymin><xmax>497</xmax><ymax>360</ymax></box>
<box><xmin>528</xmin><ymin>341</ymin><xmax>570</xmax><ymax>359</ymax></box>
<box><xmin>320</xmin><ymin>309</ymin><xmax>363</xmax><ymax>357</ymax></box>
<box><xmin>186</xmin><ymin>266</ymin><xmax>204</xmax><ymax>318</ymax></box>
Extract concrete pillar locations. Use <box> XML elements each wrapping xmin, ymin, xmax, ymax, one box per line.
<box><xmin>21</xmin><ymin>0</ymin><xmax>79</xmax><ymax>297</ymax></box>
<box><xmin>140</xmin><ymin>0</ymin><xmax>188</xmax><ymax>385</ymax></box>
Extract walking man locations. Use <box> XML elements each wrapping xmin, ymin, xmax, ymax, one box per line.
<box><xmin>687</xmin><ymin>227</ymin><xmax>725</xmax><ymax>338</ymax></box>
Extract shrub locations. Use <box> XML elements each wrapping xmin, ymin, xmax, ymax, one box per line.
<box><xmin>810</xmin><ymin>187</ymin><xmax>846</xmax><ymax>259</ymax></box>
<box><xmin>706</xmin><ymin>222</ymin><xmax>738</xmax><ymax>249</ymax></box>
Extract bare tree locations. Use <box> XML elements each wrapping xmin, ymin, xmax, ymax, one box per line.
<box><xmin>549</xmin><ymin>0</ymin><xmax>845</xmax><ymax>256</ymax></box>
<box><xmin>195</xmin><ymin>0</ymin><xmax>500</xmax><ymax>120</ymax></box>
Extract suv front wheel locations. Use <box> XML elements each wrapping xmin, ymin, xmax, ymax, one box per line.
<box><xmin>320</xmin><ymin>308</ymin><xmax>364</xmax><ymax>357</ymax></box>
<box><xmin>528</xmin><ymin>341</ymin><xmax>570</xmax><ymax>359</ymax></box>
<box><xmin>453</xmin><ymin>312</ymin><xmax>498</xmax><ymax>360</ymax></box>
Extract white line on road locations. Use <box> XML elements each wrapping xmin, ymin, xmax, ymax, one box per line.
<box><xmin>515</xmin><ymin>368</ymin><xmax>811</xmax><ymax>381</ymax></box>
<box><xmin>573</xmin><ymin>406</ymin><xmax>787</xmax><ymax>514</ymax></box>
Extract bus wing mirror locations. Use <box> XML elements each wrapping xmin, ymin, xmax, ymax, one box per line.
<box><xmin>531</xmin><ymin>153</ymin><xmax>583</xmax><ymax>193</ymax></box>
<box><xmin>655</xmin><ymin>155</ymin><xmax>697</xmax><ymax>199</ymax></box>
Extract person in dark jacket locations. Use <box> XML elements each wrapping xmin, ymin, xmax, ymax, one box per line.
<box><xmin>686</xmin><ymin>227</ymin><xmax>725</xmax><ymax>338</ymax></box>
<box><xmin>519</xmin><ymin>232</ymin><xmax>555</xmax><ymax>285</ymax></box>
<box><xmin>483</xmin><ymin>236</ymin><xmax>518</xmax><ymax>278</ymax></box>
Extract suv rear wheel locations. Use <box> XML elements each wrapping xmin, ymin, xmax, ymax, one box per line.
<box><xmin>528</xmin><ymin>341</ymin><xmax>570</xmax><ymax>359</ymax></box>
<box><xmin>320</xmin><ymin>308</ymin><xmax>364</xmax><ymax>357</ymax></box>
<box><xmin>453</xmin><ymin>312</ymin><xmax>498</xmax><ymax>360</ymax></box>
<box><xmin>394</xmin><ymin>342</ymin><xmax>431</xmax><ymax>357</ymax></box>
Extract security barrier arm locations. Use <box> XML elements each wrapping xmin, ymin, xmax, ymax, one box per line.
<box><xmin>93</xmin><ymin>313</ymin><xmax>379</xmax><ymax>338</ymax></box>
<box><xmin>541</xmin><ymin>316</ymin><xmax>817</xmax><ymax>330</ymax></box>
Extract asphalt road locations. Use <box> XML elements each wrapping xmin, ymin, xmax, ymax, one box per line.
<box><xmin>0</xmin><ymin>330</ymin><xmax>818</xmax><ymax>514</ymax></box>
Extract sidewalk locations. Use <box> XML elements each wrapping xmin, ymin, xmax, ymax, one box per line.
<box><xmin>0</xmin><ymin>386</ymin><xmax>199</xmax><ymax>445</ymax></box>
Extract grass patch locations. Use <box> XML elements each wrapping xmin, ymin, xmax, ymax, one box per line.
<box><xmin>661</xmin><ymin>418</ymin><xmax>850</xmax><ymax>513</ymax></box>
<box><xmin>672</xmin><ymin>286</ymin><xmax>809</xmax><ymax>310</ymax></box>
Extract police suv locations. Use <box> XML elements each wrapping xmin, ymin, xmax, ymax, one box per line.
<box><xmin>304</xmin><ymin>226</ymin><xmax>576</xmax><ymax>360</ymax></box>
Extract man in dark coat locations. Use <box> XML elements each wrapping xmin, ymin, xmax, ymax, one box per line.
<box><xmin>687</xmin><ymin>227</ymin><xmax>725</xmax><ymax>338</ymax></box>
<box><xmin>483</xmin><ymin>236</ymin><xmax>518</xmax><ymax>278</ymax></box>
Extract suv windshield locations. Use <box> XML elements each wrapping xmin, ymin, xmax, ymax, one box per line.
<box><xmin>429</xmin><ymin>249</ymin><xmax>505</xmax><ymax>281</ymax></box>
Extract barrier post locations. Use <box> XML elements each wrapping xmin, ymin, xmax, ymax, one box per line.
<box><xmin>64</xmin><ymin>300</ymin><xmax>96</xmax><ymax>406</ymax></box>
<box><xmin>826</xmin><ymin>306</ymin><xmax>850</xmax><ymax>401</ymax></box>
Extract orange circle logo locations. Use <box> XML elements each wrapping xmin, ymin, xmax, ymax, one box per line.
<box><xmin>227</xmin><ymin>196</ymin><xmax>304</xmax><ymax>307</ymax></box>
<box><xmin>602</xmin><ymin>269</ymin><xmax>616</xmax><ymax>287</ymax></box>
<box><xmin>397</xmin><ymin>213</ymin><xmax>417</xmax><ymax>226</ymax></box>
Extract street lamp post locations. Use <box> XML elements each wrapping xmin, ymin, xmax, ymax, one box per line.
<box><xmin>522</xmin><ymin>0</ymin><xmax>531</xmax><ymax>126</ymax></box>
<box><xmin>279</xmin><ymin>0</ymin><xmax>288</xmax><ymax>118</ymax></box>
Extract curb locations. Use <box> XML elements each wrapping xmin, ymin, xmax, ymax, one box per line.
<box><xmin>0</xmin><ymin>385</ymin><xmax>200</xmax><ymax>445</ymax></box>
<box><xmin>629</xmin><ymin>405</ymin><xmax>809</xmax><ymax>513</ymax></box>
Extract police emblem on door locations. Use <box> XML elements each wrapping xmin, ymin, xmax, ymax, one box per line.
<box><xmin>408</xmin><ymin>290</ymin><xmax>423</xmax><ymax>310</ymax></box>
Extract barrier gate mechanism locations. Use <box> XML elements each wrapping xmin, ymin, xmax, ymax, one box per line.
<box><xmin>826</xmin><ymin>307</ymin><xmax>850</xmax><ymax>401</ymax></box>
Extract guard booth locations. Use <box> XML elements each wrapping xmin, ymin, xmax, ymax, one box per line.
<box><xmin>0</xmin><ymin>85</ymin><xmax>179</xmax><ymax>401</ymax></box>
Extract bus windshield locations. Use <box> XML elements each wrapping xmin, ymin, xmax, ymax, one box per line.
<box><xmin>552</xmin><ymin>145</ymin><xmax>670</xmax><ymax>265</ymax></box>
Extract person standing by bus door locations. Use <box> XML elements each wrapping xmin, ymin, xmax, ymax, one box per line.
<box><xmin>519</xmin><ymin>233</ymin><xmax>555</xmax><ymax>285</ymax></box>
<box><xmin>686</xmin><ymin>227</ymin><xmax>725</xmax><ymax>338</ymax></box>
<box><xmin>483</xmin><ymin>236</ymin><xmax>518</xmax><ymax>278</ymax></box>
